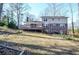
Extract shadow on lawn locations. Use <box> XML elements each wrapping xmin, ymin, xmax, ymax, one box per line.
<box><xmin>0</xmin><ymin>40</ymin><xmax>79</xmax><ymax>55</ymax></box>
<box><xmin>0</xmin><ymin>30</ymin><xmax>53</xmax><ymax>39</ymax></box>
<box><xmin>0</xmin><ymin>30</ymin><xmax>18</xmax><ymax>35</ymax></box>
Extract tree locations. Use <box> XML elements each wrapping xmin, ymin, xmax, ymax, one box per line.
<box><xmin>0</xmin><ymin>15</ymin><xmax>9</xmax><ymax>26</ymax></box>
<box><xmin>0</xmin><ymin>3</ymin><xmax>3</xmax><ymax>20</ymax></box>
<box><xmin>41</xmin><ymin>3</ymin><xmax>66</xmax><ymax>16</ymax></box>
<box><xmin>9</xmin><ymin>3</ymin><xmax>30</xmax><ymax>29</ymax></box>
<box><xmin>78</xmin><ymin>3</ymin><xmax>79</xmax><ymax>29</ymax></box>
<box><xmin>49</xmin><ymin>3</ymin><xmax>56</xmax><ymax>16</ymax></box>
<box><xmin>6</xmin><ymin>9</ymin><xmax>10</xmax><ymax>26</ymax></box>
<box><xmin>69</xmin><ymin>4</ymin><xmax>75</xmax><ymax>35</ymax></box>
<box><xmin>8</xmin><ymin>20</ymin><xmax>17</xmax><ymax>29</ymax></box>
<box><xmin>2</xmin><ymin>7</ymin><xmax>11</xmax><ymax>26</ymax></box>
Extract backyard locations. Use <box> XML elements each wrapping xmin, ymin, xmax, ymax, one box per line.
<box><xmin>0</xmin><ymin>27</ymin><xmax>79</xmax><ymax>55</ymax></box>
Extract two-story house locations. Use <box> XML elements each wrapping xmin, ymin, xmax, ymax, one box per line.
<box><xmin>41</xmin><ymin>16</ymin><xmax>68</xmax><ymax>34</ymax></box>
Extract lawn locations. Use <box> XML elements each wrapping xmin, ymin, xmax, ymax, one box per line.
<box><xmin>0</xmin><ymin>27</ymin><xmax>79</xmax><ymax>55</ymax></box>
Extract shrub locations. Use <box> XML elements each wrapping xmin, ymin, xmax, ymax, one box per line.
<box><xmin>0</xmin><ymin>21</ymin><xmax>5</xmax><ymax>26</ymax></box>
<box><xmin>66</xmin><ymin>37</ymin><xmax>73</xmax><ymax>40</ymax></box>
<box><xmin>64</xmin><ymin>36</ymin><xmax>73</xmax><ymax>40</ymax></box>
<box><xmin>76</xmin><ymin>29</ymin><xmax>79</xmax><ymax>33</ymax></box>
<box><xmin>0</xmin><ymin>15</ymin><xmax>9</xmax><ymax>26</ymax></box>
<box><xmin>74</xmin><ymin>35</ymin><xmax>79</xmax><ymax>38</ymax></box>
<box><xmin>16</xmin><ymin>30</ymin><xmax>22</xmax><ymax>34</ymax></box>
<box><xmin>8</xmin><ymin>20</ymin><xmax>18</xmax><ymax>29</ymax></box>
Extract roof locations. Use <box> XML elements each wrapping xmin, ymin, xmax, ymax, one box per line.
<box><xmin>26</xmin><ymin>21</ymin><xmax>43</xmax><ymax>24</ymax></box>
<box><xmin>26</xmin><ymin>21</ymin><xmax>42</xmax><ymax>22</ymax></box>
<box><xmin>41</xmin><ymin>16</ymin><xmax>68</xmax><ymax>19</ymax></box>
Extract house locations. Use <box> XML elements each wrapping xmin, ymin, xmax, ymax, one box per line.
<box><xmin>41</xmin><ymin>16</ymin><xmax>68</xmax><ymax>34</ymax></box>
<box><xmin>19</xmin><ymin>21</ymin><xmax>43</xmax><ymax>31</ymax></box>
<box><xmin>19</xmin><ymin>16</ymin><xmax>68</xmax><ymax>34</ymax></box>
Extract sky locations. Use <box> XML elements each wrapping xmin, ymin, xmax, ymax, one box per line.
<box><xmin>29</xmin><ymin>3</ymin><xmax>48</xmax><ymax>17</ymax></box>
<box><xmin>3</xmin><ymin>3</ymin><xmax>79</xmax><ymax>28</ymax></box>
<box><xmin>28</xmin><ymin>3</ymin><xmax>77</xmax><ymax>17</ymax></box>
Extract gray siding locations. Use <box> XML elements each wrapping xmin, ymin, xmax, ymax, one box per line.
<box><xmin>44</xmin><ymin>23</ymin><xmax>67</xmax><ymax>34</ymax></box>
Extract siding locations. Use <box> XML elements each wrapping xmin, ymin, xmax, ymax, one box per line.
<box><xmin>41</xmin><ymin>16</ymin><xmax>68</xmax><ymax>34</ymax></box>
<box><xmin>19</xmin><ymin>21</ymin><xmax>43</xmax><ymax>30</ymax></box>
<box><xmin>44</xmin><ymin>23</ymin><xmax>67</xmax><ymax>34</ymax></box>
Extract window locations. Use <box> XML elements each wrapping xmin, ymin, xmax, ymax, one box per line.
<box><xmin>53</xmin><ymin>24</ymin><xmax>56</xmax><ymax>26</ymax></box>
<box><xmin>43</xmin><ymin>18</ymin><xmax>47</xmax><ymax>21</ymax></box>
<box><xmin>58</xmin><ymin>18</ymin><xmax>60</xmax><ymax>21</ymax></box>
<box><xmin>31</xmin><ymin>24</ymin><xmax>37</xmax><ymax>28</ymax></box>
<box><xmin>60</xmin><ymin>24</ymin><xmax>64</xmax><ymax>27</ymax></box>
<box><xmin>56</xmin><ymin>24</ymin><xmax>60</xmax><ymax>26</ymax></box>
<box><xmin>65</xmin><ymin>24</ymin><xmax>67</xmax><ymax>26</ymax></box>
<box><xmin>26</xmin><ymin>17</ymin><xmax>29</xmax><ymax>22</ymax></box>
<box><xmin>52</xmin><ymin>18</ymin><xmax>54</xmax><ymax>21</ymax></box>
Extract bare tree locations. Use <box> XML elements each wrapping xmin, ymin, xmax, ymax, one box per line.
<box><xmin>78</xmin><ymin>3</ymin><xmax>79</xmax><ymax>29</ymax></box>
<box><xmin>9</xmin><ymin>3</ymin><xmax>30</xmax><ymax>29</ymax></box>
<box><xmin>51</xmin><ymin>3</ymin><xmax>56</xmax><ymax>16</ymax></box>
<box><xmin>47</xmin><ymin>3</ymin><xmax>61</xmax><ymax>16</ymax></box>
<box><xmin>0</xmin><ymin>3</ymin><xmax>3</xmax><ymax>20</ymax></box>
<box><xmin>69</xmin><ymin>4</ymin><xmax>74</xmax><ymax>35</ymax></box>
<box><xmin>3</xmin><ymin>4</ymin><xmax>13</xmax><ymax>26</ymax></box>
<box><xmin>41</xmin><ymin>3</ymin><xmax>65</xmax><ymax>16</ymax></box>
<box><xmin>6</xmin><ymin>9</ymin><xmax>10</xmax><ymax>25</ymax></box>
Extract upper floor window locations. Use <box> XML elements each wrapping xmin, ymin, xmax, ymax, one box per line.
<box><xmin>26</xmin><ymin>17</ymin><xmax>29</xmax><ymax>22</ymax></box>
<box><xmin>52</xmin><ymin>18</ymin><xmax>54</xmax><ymax>21</ymax></box>
<box><xmin>43</xmin><ymin>18</ymin><xmax>47</xmax><ymax>22</ymax></box>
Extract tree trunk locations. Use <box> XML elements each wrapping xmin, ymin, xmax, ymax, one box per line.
<box><xmin>0</xmin><ymin>3</ymin><xmax>3</xmax><ymax>20</ymax></box>
<box><xmin>69</xmin><ymin>4</ymin><xmax>75</xmax><ymax>35</ymax></box>
<box><xmin>78</xmin><ymin>3</ymin><xmax>79</xmax><ymax>29</ymax></box>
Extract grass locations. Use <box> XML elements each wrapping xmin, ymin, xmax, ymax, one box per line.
<box><xmin>64</xmin><ymin>36</ymin><xmax>73</xmax><ymax>40</ymax></box>
<box><xmin>0</xmin><ymin>27</ymin><xmax>79</xmax><ymax>54</ymax></box>
<box><xmin>68</xmin><ymin>29</ymin><xmax>79</xmax><ymax>37</ymax></box>
<box><xmin>0</xmin><ymin>34</ymin><xmax>79</xmax><ymax>54</ymax></box>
